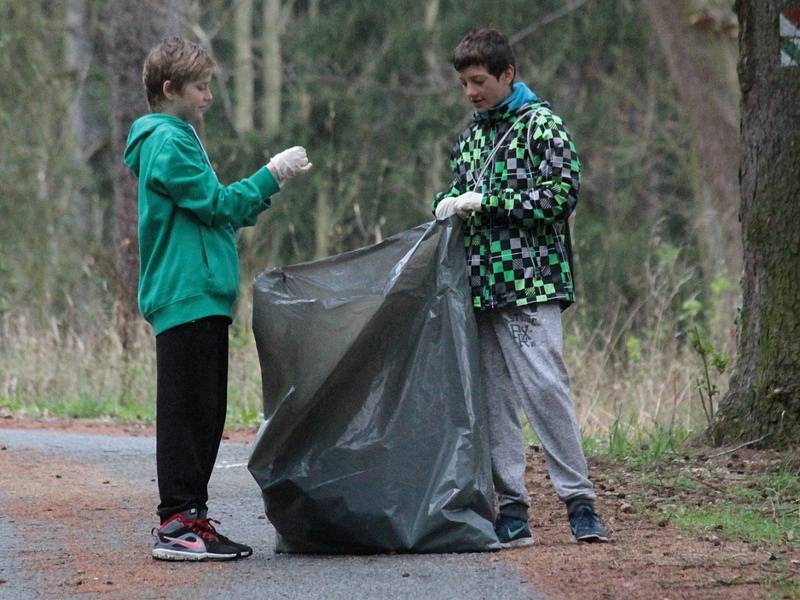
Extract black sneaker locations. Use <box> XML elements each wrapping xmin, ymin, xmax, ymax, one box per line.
<box><xmin>152</xmin><ymin>511</ymin><xmax>253</xmax><ymax>561</ymax></box>
<box><xmin>494</xmin><ymin>514</ymin><xmax>534</xmax><ymax>549</ymax></box>
<box><xmin>569</xmin><ymin>503</ymin><xmax>609</xmax><ymax>543</ymax></box>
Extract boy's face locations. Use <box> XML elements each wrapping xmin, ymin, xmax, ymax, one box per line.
<box><xmin>163</xmin><ymin>73</ymin><xmax>214</xmax><ymax>124</ymax></box>
<box><xmin>458</xmin><ymin>64</ymin><xmax>514</xmax><ymax>112</ymax></box>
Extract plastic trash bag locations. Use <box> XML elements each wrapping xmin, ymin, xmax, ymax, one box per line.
<box><xmin>248</xmin><ymin>218</ymin><xmax>498</xmax><ymax>553</ymax></box>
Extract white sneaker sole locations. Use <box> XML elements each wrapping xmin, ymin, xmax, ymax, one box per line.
<box><xmin>500</xmin><ymin>537</ymin><xmax>534</xmax><ymax>549</ymax></box>
<box><xmin>152</xmin><ymin>547</ymin><xmax>239</xmax><ymax>561</ymax></box>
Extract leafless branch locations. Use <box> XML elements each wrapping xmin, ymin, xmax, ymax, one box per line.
<box><xmin>509</xmin><ymin>0</ymin><xmax>592</xmax><ymax>45</ymax></box>
<box><xmin>704</xmin><ymin>434</ymin><xmax>771</xmax><ymax>460</ymax></box>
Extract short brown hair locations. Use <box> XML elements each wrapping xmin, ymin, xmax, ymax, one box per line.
<box><xmin>142</xmin><ymin>37</ymin><xmax>216</xmax><ymax>110</ymax></box>
<box><xmin>452</xmin><ymin>28</ymin><xmax>516</xmax><ymax>79</ymax></box>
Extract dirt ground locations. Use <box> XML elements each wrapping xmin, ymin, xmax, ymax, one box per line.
<box><xmin>1</xmin><ymin>415</ymin><xmax>798</xmax><ymax>599</ymax></box>
<box><xmin>0</xmin><ymin>416</ymin><xmax>261</xmax><ymax>598</ymax></box>
<box><xmin>509</xmin><ymin>445</ymin><xmax>800</xmax><ymax>599</ymax></box>
<box><xmin>0</xmin><ymin>446</ymin><xmax>192</xmax><ymax>597</ymax></box>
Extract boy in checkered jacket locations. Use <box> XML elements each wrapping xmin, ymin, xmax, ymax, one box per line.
<box><xmin>433</xmin><ymin>28</ymin><xmax>608</xmax><ymax>548</ymax></box>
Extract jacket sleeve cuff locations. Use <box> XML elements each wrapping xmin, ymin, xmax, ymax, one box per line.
<box><xmin>251</xmin><ymin>166</ymin><xmax>280</xmax><ymax>200</ymax></box>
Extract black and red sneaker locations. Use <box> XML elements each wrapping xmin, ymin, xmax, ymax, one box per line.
<box><xmin>151</xmin><ymin>510</ymin><xmax>253</xmax><ymax>561</ymax></box>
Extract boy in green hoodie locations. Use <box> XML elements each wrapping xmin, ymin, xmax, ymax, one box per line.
<box><xmin>124</xmin><ymin>37</ymin><xmax>312</xmax><ymax>561</ymax></box>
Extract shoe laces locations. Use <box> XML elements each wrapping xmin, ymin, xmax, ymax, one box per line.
<box><xmin>572</xmin><ymin>505</ymin><xmax>599</xmax><ymax>526</ymax></box>
<box><xmin>190</xmin><ymin>517</ymin><xmax>221</xmax><ymax>543</ymax></box>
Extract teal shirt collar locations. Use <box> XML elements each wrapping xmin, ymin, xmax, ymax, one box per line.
<box><xmin>474</xmin><ymin>82</ymin><xmax>540</xmax><ymax>121</ymax></box>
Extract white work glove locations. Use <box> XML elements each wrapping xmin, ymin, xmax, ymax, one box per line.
<box><xmin>434</xmin><ymin>196</ymin><xmax>460</xmax><ymax>219</ymax></box>
<box><xmin>268</xmin><ymin>146</ymin><xmax>313</xmax><ymax>186</ymax></box>
<box><xmin>453</xmin><ymin>191</ymin><xmax>483</xmax><ymax>218</ymax></box>
<box><xmin>435</xmin><ymin>191</ymin><xmax>483</xmax><ymax>220</ymax></box>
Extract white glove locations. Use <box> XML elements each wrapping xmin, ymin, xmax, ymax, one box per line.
<box><xmin>435</xmin><ymin>192</ymin><xmax>483</xmax><ymax>220</ymax></box>
<box><xmin>268</xmin><ymin>146</ymin><xmax>313</xmax><ymax>186</ymax></box>
<box><xmin>434</xmin><ymin>196</ymin><xmax>459</xmax><ymax>219</ymax></box>
<box><xmin>453</xmin><ymin>191</ymin><xmax>483</xmax><ymax>218</ymax></box>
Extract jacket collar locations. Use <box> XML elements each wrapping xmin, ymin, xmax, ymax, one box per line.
<box><xmin>474</xmin><ymin>82</ymin><xmax>540</xmax><ymax>122</ymax></box>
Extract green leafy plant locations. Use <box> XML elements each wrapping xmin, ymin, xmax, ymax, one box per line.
<box><xmin>588</xmin><ymin>417</ymin><xmax>692</xmax><ymax>465</ymax></box>
<box><xmin>688</xmin><ymin>324</ymin><xmax>729</xmax><ymax>426</ymax></box>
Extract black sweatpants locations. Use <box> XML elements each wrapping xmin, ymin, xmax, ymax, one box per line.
<box><xmin>155</xmin><ymin>316</ymin><xmax>230</xmax><ymax>522</ymax></box>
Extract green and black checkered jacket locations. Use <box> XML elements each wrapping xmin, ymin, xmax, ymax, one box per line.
<box><xmin>433</xmin><ymin>99</ymin><xmax>579</xmax><ymax>311</ymax></box>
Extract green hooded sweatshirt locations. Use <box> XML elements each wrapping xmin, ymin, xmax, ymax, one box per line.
<box><xmin>124</xmin><ymin>113</ymin><xmax>279</xmax><ymax>335</ymax></box>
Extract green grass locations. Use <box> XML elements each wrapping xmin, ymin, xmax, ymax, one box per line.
<box><xmin>667</xmin><ymin>505</ymin><xmax>798</xmax><ymax>547</ymax></box>
<box><xmin>582</xmin><ymin>417</ymin><xmax>694</xmax><ymax>466</ymax></box>
<box><xmin>525</xmin><ymin>412</ymin><xmax>695</xmax><ymax>468</ymax></box>
<box><xmin>585</xmin><ymin>426</ymin><xmax>800</xmax><ymax>597</ymax></box>
<box><xmin>585</xmin><ymin>428</ymin><xmax>800</xmax><ymax>551</ymax></box>
<box><xmin>224</xmin><ymin>405</ymin><xmax>263</xmax><ymax>429</ymax></box>
<box><xmin>768</xmin><ymin>576</ymin><xmax>800</xmax><ymax>600</ymax></box>
<box><xmin>0</xmin><ymin>393</ymin><xmax>264</xmax><ymax>429</ymax></box>
<box><xmin>614</xmin><ymin>451</ymin><xmax>800</xmax><ymax>549</ymax></box>
<box><xmin>577</xmin><ymin>415</ymin><xmax>800</xmax><ymax>586</ymax></box>
<box><xmin>1</xmin><ymin>393</ymin><xmax>155</xmax><ymax>422</ymax></box>
<box><xmin>49</xmin><ymin>396</ymin><xmax>149</xmax><ymax>421</ymax></box>
<box><xmin>663</xmin><ymin>470</ymin><xmax>799</xmax><ymax>548</ymax></box>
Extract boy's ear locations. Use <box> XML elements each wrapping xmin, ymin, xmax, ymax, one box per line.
<box><xmin>162</xmin><ymin>80</ymin><xmax>177</xmax><ymax>101</ymax></box>
<box><xmin>501</xmin><ymin>65</ymin><xmax>516</xmax><ymax>85</ymax></box>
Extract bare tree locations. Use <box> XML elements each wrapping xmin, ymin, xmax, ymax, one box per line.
<box><xmin>105</xmin><ymin>0</ymin><xmax>183</xmax><ymax>339</ymax></box>
<box><xmin>422</xmin><ymin>0</ymin><xmax>446</xmax><ymax>211</ymax></box>
<box><xmin>233</xmin><ymin>0</ymin><xmax>255</xmax><ymax>134</ymax></box>
<box><xmin>709</xmin><ymin>0</ymin><xmax>800</xmax><ymax>448</ymax></box>
<box><xmin>67</xmin><ymin>0</ymin><xmax>103</xmax><ymax>160</ymax></box>
<box><xmin>302</xmin><ymin>3</ymin><xmax>334</xmax><ymax>260</ymax></box>
<box><xmin>644</xmin><ymin>0</ymin><xmax>742</xmax><ymax>285</ymax></box>
<box><xmin>261</xmin><ymin>0</ymin><xmax>282</xmax><ymax>137</ymax></box>
<box><xmin>234</xmin><ymin>0</ymin><xmax>295</xmax><ymax>321</ymax></box>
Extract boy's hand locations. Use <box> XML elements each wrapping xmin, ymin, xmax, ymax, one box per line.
<box><xmin>268</xmin><ymin>146</ymin><xmax>313</xmax><ymax>186</ymax></box>
<box><xmin>435</xmin><ymin>196</ymin><xmax>460</xmax><ymax>219</ymax></box>
<box><xmin>453</xmin><ymin>191</ymin><xmax>483</xmax><ymax>218</ymax></box>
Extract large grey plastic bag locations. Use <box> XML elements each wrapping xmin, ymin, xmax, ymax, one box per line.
<box><xmin>248</xmin><ymin>218</ymin><xmax>499</xmax><ymax>553</ymax></box>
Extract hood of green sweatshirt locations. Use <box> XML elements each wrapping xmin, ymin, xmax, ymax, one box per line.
<box><xmin>124</xmin><ymin>113</ymin><xmax>193</xmax><ymax>176</ymax></box>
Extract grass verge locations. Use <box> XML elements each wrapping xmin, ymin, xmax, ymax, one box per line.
<box><xmin>584</xmin><ymin>427</ymin><xmax>800</xmax><ymax>597</ymax></box>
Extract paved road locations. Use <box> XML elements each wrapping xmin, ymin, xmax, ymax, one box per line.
<box><xmin>0</xmin><ymin>428</ymin><xmax>542</xmax><ymax>600</ymax></box>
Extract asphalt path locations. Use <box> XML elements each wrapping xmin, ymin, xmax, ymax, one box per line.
<box><xmin>0</xmin><ymin>428</ymin><xmax>542</xmax><ymax>600</ymax></box>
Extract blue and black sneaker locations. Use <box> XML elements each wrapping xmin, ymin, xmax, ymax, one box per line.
<box><xmin>494</xmin><ymin>514</ymin><xmax>534</xmax><ymax>549</ymax></box>
<box><xmin>569</xmin><ymin>503</ymin><xmax>609</xmax><ymax>543</ymax></box>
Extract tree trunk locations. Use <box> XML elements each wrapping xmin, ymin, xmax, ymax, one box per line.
<box><xmin>66</xmin><ymin>0</ymin><xmax>107</xmax><ymax>236</ymax></box>
<box><xmin>708</xmin><ymin>0</ymin><xmax>800</xmax><ymax>449</ymax></box>
<box><xmin>644</xmin><ymin>0</ymin><xmax>743</xmax><ymax>284</ymax></box>
<box><xmin>67</xmin><ymin>0</ymin><xmax>102</xmax><ymax>159</ymax></box>
<box><xmin>261</xmin><ymin>0</ymin><xmax>282</xmax><ymax>138</ymax></box>
<box><xmin>422</xmin><ymin>0</ymin><xmax>446</xmax><ymax>210</ymax></box>
<box><xmin>234</xmin><ymin>0</ymin><xmax>289</xmax><ymax>323</ymax></box>
<box><xmin>304</xmin><ymin>5</ymin><xmax>332</xmax><ymax>260</ymax></box>
<box><xmin>314</xmin><ymin>184</ymin><xmax>332</xmax><ymax>259</ymax></box>
<box><xmin>423</xmin><ymin>0</ymin><xmax>440</xmax><ymax>75</ymax></box>
<box><xmin>233</xmin><ymin>0</ymin><xmax>255</xmax><ymax>134</ymax></box>
<box><xmin>105</xmin><ymin>0</ymin><xmax>183</xmax><ymax>339</ymax></box>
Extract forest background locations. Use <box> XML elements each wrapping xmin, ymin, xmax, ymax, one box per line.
<box><xmin>0</xmin><ymin>0</ymin><xmax>743</xmax><ymax>442</ymax></box>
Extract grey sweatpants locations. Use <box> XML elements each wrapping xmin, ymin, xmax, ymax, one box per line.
<box><xmin>476</xmin><ymin>303</ymin><xmax>595</xmax><ymax>516</ymax></box>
